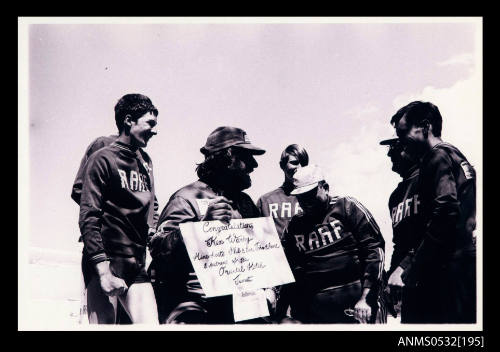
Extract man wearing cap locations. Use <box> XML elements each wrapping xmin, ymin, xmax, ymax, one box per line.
<box><xmin>392</xmin><ymin>101</ymin><xmax>477</xmax><ymax>323</ymax></box>
<box><xmin>278</xmin><ymin>165</ymin><xmax>387</xmax><ymax>324</ymax></box>
<box><xmin>148</xmin><ymin>126</ymin><xmax>271</xmax><ymax>324</ymax></box>
<box><xmin>380</xmin><ymin>133</ymin><xmax>424</xmax><ymax>323</ymax></box>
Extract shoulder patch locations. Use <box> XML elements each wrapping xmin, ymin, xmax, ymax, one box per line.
<box><xmin>460</xmin><ymin>161</ymin><xmax>475</xmax><ymax>180</ymax></box>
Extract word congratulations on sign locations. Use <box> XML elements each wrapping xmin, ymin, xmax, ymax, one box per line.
<box><xmin>179</xmin><ymin>217</ymin><xmax>295</xmax><ymax>298</ymax></box>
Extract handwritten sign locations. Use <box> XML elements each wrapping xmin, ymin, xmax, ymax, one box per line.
<box><xmin>179</xmin><ymin>217</ymin><xmax>295</xmax><ymax>298</ymax></box>
<box><xmin>232</xmin><ymin>289</ymin><xmax>270</xmax><ymax>322</ymax></box>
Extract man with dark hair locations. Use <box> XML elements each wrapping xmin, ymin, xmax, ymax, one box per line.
<box><xmin>114</xmin><ymin>94</ymin><xmax>159</xmax><ymax>134</ymax></box>
<box><xmin>380</xmin><ymin>136</ymin><xmax>424</xmax><ymax>323</ymax></box>
<box><xmin>257</xmin><ymin>144</ymin><xmax>309</xmax><ymax>239</ymax></box>
<box><xmin>279</xmin><ymin>165</ymin><xmax>387</xmax><ymax>324</ymax></box>
<box><xmin>71</xmin><ymin>133</ymin><xmax>134</xmax><ymax>324</ymax></box>
<box><xmin>256</xmin><ymin>144</ymin><xmax>308</xmax><ymax>323</ymax></box>
<box><xmin>79</xmin><ymin>93</ymin><xmax>159</xmax><ymax>324</ymax></box>
<box><xmin>148</xmin><ymin>126</ymin><xmax>271</xmax><ymax>324</ymax></box>
<box><xmin>393</xmin><ymin>100</ymin><xmax>476</xmax><ymax>323</ymax></box>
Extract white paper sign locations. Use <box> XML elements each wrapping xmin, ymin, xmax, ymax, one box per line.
<box><xmin>232</xmin><ymin>289</ymin><xmax>270</xmax><ymax>322</ymax></box>
<box><xmin>179</xmin><ymin>217</ymin><xmax>295</xmax><ymax>298</ymax></box>
<box><xmin>195</xmin><ymin>198</ymin><xmax>212</xmax><ymax>216</ymax></box>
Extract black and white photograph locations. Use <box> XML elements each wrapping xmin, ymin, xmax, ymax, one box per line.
<box><xmin>18</xmin><ymin>17</ymin><xmax>483</xmax><ymax>336</ymax></box>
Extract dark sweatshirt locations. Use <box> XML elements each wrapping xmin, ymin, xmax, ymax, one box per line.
<box><xmin>79</xmin><ymin>141</ymin><xmax>157</xmax><ymax>265</ymax></box>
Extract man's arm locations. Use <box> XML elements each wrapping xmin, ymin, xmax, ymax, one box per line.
<box><xmin>79</xmin><ymin>153</ymin><xmax>111</xmax><ymax>263</ymax></box>
<box><xmin>256</xmin><ymin>197</ymin><xmax>264</xmax><ymax>217</ymax></box>
<box><xmin>388</xmin><ymin>238</ymin><xmax>412</xmax><ymax>288</ymax></box>
<box><xmin>148</xmin><ymin>196</ymin><xmax>197</xmax><ymax>260</ymax></box>
<box><xmin>345</xmin><ymin>197</ymin><xmax>385</xmax><ymax>323</ymax></box>
<box><xmin>149</xmin><ymin>194</ymin><xmax>236</xmax><ymax>281</ymax></box>
<box><xmin>273</xmin><ymin>222</ymin><xmax>301</xmax><ymax>320</ymax></box>
<box><xmin>345</xmin><ymin>197</ymin><xmax>385</xmax><ymax>289</ymax></box>
<box><xmin>79</xmin><ymin>152</ymin><xmax>128</xmax><ymax>295</ymax></box>
<box><xmin>409</xmin><ymin>150</ymin><xmax>460</xmax><ymax>282</ymax></box>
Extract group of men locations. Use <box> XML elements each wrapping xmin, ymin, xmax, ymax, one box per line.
<box><xmin>71</xmin><ymin>93</ymin><xmax>477</xmax><ymax>325</ymax></box>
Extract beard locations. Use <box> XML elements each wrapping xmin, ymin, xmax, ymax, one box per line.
<box><xmin>221</xmin><ymin>168</ymin><xmax>252</xmax><ymax>192</ymax></box>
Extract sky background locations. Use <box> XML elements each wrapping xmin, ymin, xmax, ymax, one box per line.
<box><xmin>20</xmin><ymin>18</ymin><xmax>482</xmax><ymax>271</ymax></box>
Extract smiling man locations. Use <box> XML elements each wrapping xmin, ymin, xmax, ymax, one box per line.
<box><xmin>148</xmin><ymin>126</ymin><xmax>270</xmax><ymax>324</ymax></box>
<box><xmin>256</xmin><ymin>144</ymin><xmax>309</xmax><ymax>323</ymax></box>
<box><xmin>79</xmin><ymin>93</ymin><xmax>159</xmax><ymax>324</ymax></box>
<box><xmin>257</xmin><ymin>144</ymin><xmax>309</xmax><ymax>239</ymax></box>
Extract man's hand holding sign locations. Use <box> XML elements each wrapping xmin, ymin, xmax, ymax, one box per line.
<box><xmin>201</xmin><ymin>196</ymin><xmax>233</xmax><ymax>223</ymax></box>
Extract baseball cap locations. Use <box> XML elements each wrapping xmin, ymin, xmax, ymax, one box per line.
<box><xmin>200</xmin><ymin>126</ymin><xmax>266</xmax><ymax>155</ymax></box>
<box><xmin>290</xmin><ymin>165</ymin><xmax>325</xmax><ymax>195</ymax></box>
<box><xmin>379</xmin><ymin>137</ymin><xmax>399</xmax><ymax>146</ymax></box>
<box><xmin>379</xmin><ymin>132</ymin><xmax>400</xmax><ymax>146</ymax></box>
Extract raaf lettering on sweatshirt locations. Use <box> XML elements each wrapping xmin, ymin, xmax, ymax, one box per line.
<box><xmin>294</xmin><ymin>219</ymin><xmax>346</xmax><ymax>253</ymax></box>
<box><xmin>117</xmin><ymin>168</ymin><xmax>151</xmax><ymax>192</ymax></box>
<box><xmin>391</xmin><ymin>193</ymin><xmax>420</xmax><ymax>227</ymax></box>
<box><xmin>268</xmin><ymin>201</ymin><xmax>303</xmax><ymax>219</ymax></box>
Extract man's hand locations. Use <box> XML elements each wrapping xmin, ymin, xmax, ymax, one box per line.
<box><xmin>354</xmin><ymin>298</ymin><xmax>372</xmax><ymax>324</ymax></box>
<box><xmin>388</xmin><ymin>266</ymin><xmax>405</xmax><ymax>287</ymax></box>
<box><xmin>264</xmin><ymin>288</ymin><xmax>277</xmax><ymax>314</ymax></box>
<box><xmin>95</xmin><ymin>261</ymin><xmax>128</xmax><ymax>296</ymax></box>
<box><xmin>202</xmin><ymin>196</ymin><xmax>233</xmax><ymax>223</ymax></box>
<box><xmin>388</xmin><ymin>266</ymin><xmax>405</xmax><ymax>303</ymax></box>
<box><xmin>279</xmin><ymin>317</ymin><xmax>301</xmax><ymax>324</ymax></box>
<box><xmin>354</xmin><ymin>287</ymin><xmax>372</xmax><ymax>324</ymax></box>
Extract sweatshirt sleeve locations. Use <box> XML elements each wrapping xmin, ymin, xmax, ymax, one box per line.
<box><xmin>150</xmin><ymin>196</ymin><xmax>160</xmax><ymax>230</ymax></box>
<box><xmin>148</xmin><ymin>196</ymin><xmax>197</xmax><ymax>260</ymax></box>
<box><xmin>411</xmin><ymin>149</ymin><xmax>460</xmax><ymax>277</ymax></box>
<box><xmin>256</xmin><ymin>197</ymin><xmax>264</xmax><ymax>216</ymax></box>
<box><xmin>398</xmin><ymin>254</ymin><xmax>414</xmax><ymax>270</ymax></box>
<box><xmin>78</xmin><ymin>152</ymin><xmax>111</xmax><ymax>265</ymax></box>
<box><xmin>147</xmin><ymin>160</ymin><xmax>159</xmax><ymax>232</ymax></box>
<box><xmin>345</xmin><ymin>197</ymin><xmax>385</xmax><ymax>289</ymax></box>
<box><xmin>136</xmin><ymin>149</ymin><xmax>159</xmax><ymax>234</ymax></box>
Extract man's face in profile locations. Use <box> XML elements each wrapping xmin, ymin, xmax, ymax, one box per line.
<box><xmin>226</xmin><ymin>147</ymin><xmax>258</xmax><ymax>191</ymax></box>
<box><xmin>396</xmin><ymin>114</ymin><xmax>427</xmax><ymax>159</ymax></box>
<box><xmin>387</xmin><ymin>140</ymin><xmax>417</xmax><ymax>176</ymax></box>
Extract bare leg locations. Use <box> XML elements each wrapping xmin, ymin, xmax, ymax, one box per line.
<box><xmin>119</xmin><ymin>282</ymin><xmax>158</xmax><ymax>324</ymax></box>
<box><xmin>86</xmin><ymin>275</ymin><xmax>118</xmax><ymax>324</ymax></box>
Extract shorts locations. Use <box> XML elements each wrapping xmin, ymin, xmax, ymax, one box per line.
<box><xmin>82</xmin><ymin>253</ymin><xmax>150</xmax><ymax>288</ymax></box>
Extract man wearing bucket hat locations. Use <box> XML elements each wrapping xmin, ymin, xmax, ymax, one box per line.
<box><xmin>148</xmin><ymin>126</ymin><xmax>272</xmax><ymax>324</ymax></box>
<box><xmin>278</xmin><ymin>165</ymin><xmax>387</xmax><ymax>324</ymax></box>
